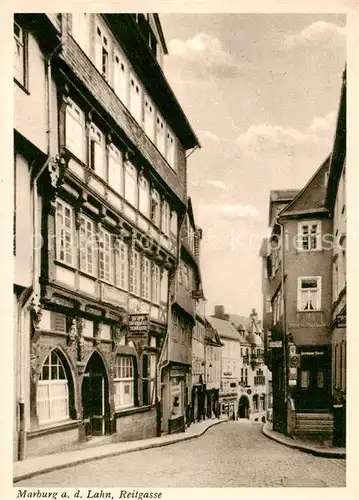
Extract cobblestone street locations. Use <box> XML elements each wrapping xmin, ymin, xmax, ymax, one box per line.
<box><xmin>17</xmin><ymin>421</ymin><xmax>346</xmax><ymax>488</ymax></box>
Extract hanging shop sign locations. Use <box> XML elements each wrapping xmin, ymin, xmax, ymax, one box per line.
<box><xmin>269</xmin><ymin>340</ymin><xmax>282</xmax><ymax>348</ymax></box>
<box><xmin>128</xmin><ymin>313</ymin><xmax>149</xmax><ymax>342</ymax></box>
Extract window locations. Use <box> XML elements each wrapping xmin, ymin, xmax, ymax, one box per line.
<box><xmin>144</xmin><ymin>94</ymin><xmax>155</xmax><ymax>142</ymax></box>
<box><xmin>108</xmin><ymin>144</ymin><xmax>123</xmax><ymax>195</ymax></box>
<box><xmin>150</xmin><ymin>190</ymin><xmax>161</xmax><ymax>226</ymax></box>
<box><xmin>172</xmin><ymin>313</ymin><xmax>179</xmax><ymax>342</ymax></box>
<box><xmin>14</xmin><ymin>21</ymin><xmax>27</xmax><ymax>86</ymax></box>
<box><xmin>152</xmin><ymin>264</ymin><xmax>160</xmax><ymax>304</ymax></box>
<box><xmin>161</xmin><ymin>200</ymin><xmax>170</xmax><ymax>236</ymax></box>
<box><xmin>65</xmin><ymin>99</ymin><xmax>86</xmax><ymax>162</ymax></box>
<box><xmin>260</xmin><ymin>394</ymin><xmax>266</xmax><ymax>411</ymax></box>
<box><xmin>298</xmin><ymin>222</ymin><xmax>321</xmax><ymax>251</ymax></box>
<box><xmin>114</xmin><ymin>356</ymin><xmax>134</xmax><ymax>409</ymax></box>
<box><xmin>90</xmin><ymin>124</ymin><xmax>106</xmax><ymax>179</ymax></box>
<box><xmin>244</xmin><ymin>368</ymin><xmax>248</xmax><ymax>386</ymax></box>
<box><xmin>253</xmin><ymin>395</ymin><xmax>258</xmax><ymax>411</ymax></box>
<box><xmin>71</xmin><ymin>13</ymin><xmax>90</xmax><ymax>55</ymax></box>
<box><xmin>99</xmin><ymin>229</ymin><xmax>112</xmax><ymax>282</ymax></box>
<box><xmin>301</xmin><ymin>370</ymin><xmax>309</xmax><ymax>388</ymax></box>
<box><xmin>170</xmin><ymin>211</ymin><xmax>177</xmax><ymax>236</ymax></box>
<box><xmin>129</xmin><ymin>72</ymin><xmax>143</xmax><ymax>125</ymax></box>
<box><xmin>79</xmin><ymin>216</ymin><xmax>96</xmax><ymax>275</ymax></box>
<box><xmin>95</xmin><ymin>22</ymin><xmax>111</xmax><ymax>81</ymax></box>
<box><xmin>183</xmin><ymin>264</ymin><xmax>190</xmax><ymax>290</ymax></box>
<box><xmin>297</xmin><ymin>277</ymin><xmax>322</xmax><ymax>311</ymax></box>
<box><xmin>116</xmin><ymin>240</ymin><xmax>128</xmax><ymax>290</ymax></box>
<box><xmin>141</xmin><ymin>257</ymin><xmax>151</xmax><ymax>300</ymax></box>
<box><xmin>124</xmin><ymin>162</ymin><xmax>137</xmax><ymax>207</ymax></box>
<box><xmin>56</xmin><ymin>200</ymin><xmax>74</xmax><ymax>266</ymax></box>
<box><xmin>265</xmin><ymin>295</ymin><xmax>272</xmax><ymax>313</ymax></box>
<box><xmin>113</xmin><ymin>48</ymin><xmax>128</xmax><ymax>106</ymax></box>
<box><xmin>240</xmin><ymin>368</ymin><xmax>244</xmax><ymax>384</ymax></box>
<box><xmin>130</xmin><ymin>249</ymin><xmax>140</xmax><ymax>296</ymax></box>
<box><xmin>139</xmin><ymin>176</ymin><xmax>150</xmax><ymax>217</ymax></box>
<box><xmin>156</xmin><ymin>114</ymin><xmax>166</xmax><ymax>156</ymax></box>
<box><xmin>37</xmin><ymin>351</ymin><xmax>69</xmax><ymax>424</ymax></box>
<box><xmin>165</xmin><ymin>129</ymin><xmax>176</xmax><ymax>169</ymax></box>
<box><xmin>142</xmin><ymin>354</ymin><xmax>156</xmax><ymax>406</ymax></box>
<box><xmin>254</xmin><ymin>369</ymin><xmax>265</xmax><ymax>385</ymax></box>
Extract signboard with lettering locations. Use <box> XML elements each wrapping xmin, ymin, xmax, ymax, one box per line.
<box><xmin>269</xmin><ymin>340</ymin><xmax>282</xmax><ymax>348</ymax></box>
<box><xmin>128</xmin><ymin>313</ymin><xmax>149</xmax><ymax>339</ymax></box>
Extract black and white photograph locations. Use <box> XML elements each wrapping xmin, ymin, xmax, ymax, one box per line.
<box><xmin>1</xmin><ymin>1</ymin><xmax>358</xmax><ymax>497</ymax></box>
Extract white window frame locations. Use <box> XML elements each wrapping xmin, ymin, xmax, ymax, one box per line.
<box><xmin>56</xmin><ymin>200</ymin><xmax>75</xmax><ymax>266</ymax></box>
<box><xmin>165</xmin><ymin>127</ymin><xmax>176</xmax><ymax>170</ymax></box>
<box><xmin>65</xmin><ymin>99</ymin><xmax>86</xmax><ymax>162</ymax></box>
<box><xmin>141</xmin><ymin>256</ymin><xmax>151</xmax><ymax>301</ymax></box>
<box><xmin>71</xmin><ymin>13</ymin><xmax>90</xmax><ymax>55</ymax></box>
<box><xmin>144</xmin><ymin>93</ymin><xmax>155</xmax><ymax>142</ymax></box>
<box><xmin>116</xmin><ymin>240</ymin><xmax>128</xmax><ymax>291</ymax></box>
<box><xmin>156</xmin><ymin>113</ymin><xmax>166</xmax><ymax>156</ymax></box>
<box><xmin>150</xmin><ymin>189</ymin><xmax>161</xmax><ymax>227</ymax></box>
<box><xmin>99</xmin><ymin>228</ymin><xmax>112</xmax><ymax>283</ymax></box>
<box><xmin>297</xmin><ymin>276</ymin><xmax>322</xmax><ymax>311</ymax></box>
<box><xmin>113</xmin><ymin>46</ymin><xmax>128</xmax><ymax>106</ymax></box>
<box><xmin>114</xmin><ymin>356</ymin><xmax>134</xmax><ymax>409</ymax></box>
<box><xmin>108</xmin><ymin>143</ymin><xmax>123</xmax><ymax>195</ymax></box>
<box><xmin>152</xmin><ymin>264</ymin><xmax>161</xmax><ymax>304</ymax></box>
<box><xmin>95</xmin><ymin>19</ymin><xmax>111</xmax><ymax>82</ymax></box>
<box><xmin>130</xmin><ymin>249</ymin><xmax>141</xmax><ymax>296</ymax></box>
<box><xmin>138</xmin><ymin>175</ymin><xmax>150</xmax><ymax>218</ymax></box>
<box><xmin>14</xmin><ymin>21</ymin><xmax>27</xmax><ymax>86</ymax></box>
<box><xmin>89</xmin><ymin>123</ymin><xmax>106</xmax><ymax>179</ymax></box>
<box><xmin>297</xmin><ymin>221</ymin><xmax>322</xmax><ymax>252</ymax></box>
<box><xmin>129</xmin><ymin>71</ymin><xmax>143</xmax><ymax>125</ymax></box>
<box><xmin>124</xmin><ymin>162</ymin><xmax>138</xmax><ymax>208</ymax></box>
<box><xmin>79</xmin><ymin>215</ymin><xmax>96</xmax><ymax>276</ymax></box>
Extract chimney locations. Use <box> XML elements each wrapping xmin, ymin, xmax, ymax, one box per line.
<box><xmin>214</xmin><ymin>305</ymin><xmax>225</xmax><ymax>319</ymax></box>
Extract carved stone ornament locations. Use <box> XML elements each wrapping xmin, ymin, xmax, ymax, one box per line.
<box><xmin>30</xmin><ymin>343</ymin><xmax>38</xmax><ymax>382</ymax></box>
<box><xmin>29</xmin><ymin>295</ymin><xmax>43</xmax><ymax>333</ymax></box>
<box><xmin>94</xmin><ymin>323</ymin><xmax>102</xmax><ymax>346</ymax></box>
<box><xmin>48</xmin><ymin>153</ymin><xmax>68</xmax><ymax>199</ymax></box>
<box><xmin>67</xmin><ymin>317</ymin><xmax>76</xmax><ymax>345</ymax></box>
<box><xmin>76</xmin><ymin>317</ymin><xmax>85</xmax><ymax>362</ymax></box>
<box><xmin>112</xmin><ymin>325</ymin><xmax>122</xmax><ymax>344</ymax></box>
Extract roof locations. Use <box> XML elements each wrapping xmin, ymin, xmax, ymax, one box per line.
<box><xmin>270</xmin><ymin>189</ymin><xmax>301</xmax><ymax>202</ymax></box>
<box><xmin>206</xmin><ymin>316</ymin><xmax>241</xmax><ymax>341</ymax></box>
<box><xmin>229</xmin><ymin>315</ymin><xmax>251</xmax><ymax>331</ymax></box>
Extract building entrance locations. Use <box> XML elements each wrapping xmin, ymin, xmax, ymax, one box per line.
<box><xmin>296</xmin><ymin>349</ymin><xmax>330</xmax><ymax>411</ymax></box>
<box><xmin>238</xmin><ymin>396</ymin><xmax>250</xmax><ymax>419</ymax></box>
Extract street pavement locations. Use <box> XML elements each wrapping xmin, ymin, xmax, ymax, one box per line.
<box><xmin>16</xmin><ymin>420</ymin><xmax>346</xmax><ymax>488</ymax></box>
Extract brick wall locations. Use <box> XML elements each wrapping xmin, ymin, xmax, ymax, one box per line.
<box><xmin>114</xmin><ymin>408</ymin><xmax>157</xmax><ymax>442</ymax></box>
<box><xmin>26</xmin><ymin>426</ymin><xmax>80</xmax><ymax>458</ymax></box>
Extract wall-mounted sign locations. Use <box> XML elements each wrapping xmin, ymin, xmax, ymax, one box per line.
<box><xmin>301</xmin><ymin>351</ymin><xmax>324</xmax><ymax>356</ymax></box>
<box><xmin>336</xmin><ymin>314</ymin><xmax>346</xmax><ymax>328</ymax></box>
<box><xmin>289</xmin><ymin>355</ymin><xmax>299</xmax><ymax>368</ymax></box>
<box><xmin>289</xmin><ymin>345</ymin><xmax>296</xmax><ymax>357</ymax></box>
<box><xmin>128</xmin><ymin>313</ymin><xmax>149</xmax><ymax>340</ymax></box>
<box><xmin>269</xmin><ymin>340</ymin><xmax>282</xmax><ymax>348</ymax></box>
<box><xmin>288</xmin><ymin>379</ymin><xmax>297</xmax><ymax>387</ymax></box>
<box><xmin>192</xmin><ymin>290</ymin><xmax>205</xmax><ymax>300</ymax></box>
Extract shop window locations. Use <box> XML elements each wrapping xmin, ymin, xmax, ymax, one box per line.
<box><xmin>171</xmin><ymin>377</ymin><xmax>182</xmax><ymax>418</ymax></box>
<box><xmin>37</xmin><ymin>350</ymin><xmax>70</xmax><ymax>424</ymax></box>
<box><xmin>108</xmin><ymin>144</ymin><xmax>123</xmax><ymax>195</ymax></box>
<box><xmin>301</xmin><ymin>370</ymin><xmax>309</xmax><ymax>388</ymax></box>
<box><xmin>317</xmin><ymin>371</ymin><xmax>324</xmax><ymax>389</ymax></box>
<box><xmin>297</xmin><ymin>221</ymin><xmax>322</xmax><ymax>251</ymax></box>
<box><xmin>56</xmin><ymin>200</ymin><xmax>75</xmax><ymax>266</ymax></box>
<box><xmin>99</xmin><ymin>228</ymin><xmax>112</xmax><ymax>283</ymax></box>
<box><xmin>65</xmin><ymin>99</ymin><xmax>86</xmax><ymax>162</ymax></box>
<box><xmin>14</xmin><ymin>21</ymin><xmax>27</xmax><ymax>88</ymax></box>
<box><xmin>297</xmin><ymin>277</ymin><xmax>321</xmax><ymax>311</ymax></box>
<box><xmin>114</xmin><ymin>356</ymin><xmax>134</xmax><ymax>409</ymax></box>
<box><xmin>79</xmin><ymin>215</ymin><xmax>96</xmax><ymax>276</ymax></box>
<box><xmin>142</xmin><ymin>354</ymin><xmax>156</xmax><ymax>406</ymax></box>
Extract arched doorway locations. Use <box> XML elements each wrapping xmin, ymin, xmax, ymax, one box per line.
<box><xmin>82</xmin><ymin>351</ymin><xmax>110</xmax><ymax>437</ymax></box>
<box><xmin>238</xmin><ymin>395</ymin><xmax>250</xmax><ymax>419</ymax></box>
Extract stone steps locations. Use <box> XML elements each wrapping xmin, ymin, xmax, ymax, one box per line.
<box><xmin>294</xmin><ymin>412</ymin><xmax>333</xmax><ymax>435</ymax></box>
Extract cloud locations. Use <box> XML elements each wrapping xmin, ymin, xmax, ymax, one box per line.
<box><xmin>205</xmin><ymin>180</ymin><xmax>231</xmax><ymax>191</ymax></box>
<box><xmin>200</xmin><ymin>203</ymin><xmax>260</xmax><ymax>219</ymax></box>
<box><xmin>166</xmin><ymin>33</ymin><xmax>243</xmax><ymax>80</ymax></box>
<box><xmin>307</xmin><ymin>111</ymin><xmax>336</xmax><ymax>135</ymax></box>
<box><xmin>284</xmin><ymin>21</ymin><xmax>346</xmax><ymax>49</ymax></box>
<box><xmin>198</xmin><ymin>129</ymin><xmax>228</xmax><ymax>142</ymax></box>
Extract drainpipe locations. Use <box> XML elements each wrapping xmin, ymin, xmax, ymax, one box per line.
<box><xmin>17</xmin><ymin>41</ymin><xmax>62</xmax><ymax>461</ymax></box>
<box><xmin>276</xmin><ymin>218</ymin><xmax>288</xmax><ymax>404</ymax></box>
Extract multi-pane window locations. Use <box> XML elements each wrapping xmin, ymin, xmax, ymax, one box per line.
<box><xmin>71</xmin><ymin>13</ymin><xmax>90</xmax><ymax>55</ymax></box>
<box><xmin>14</xmin><ymin>21</ymin><xmax>27</xmax><ymax>86</ymax></box>
<box><xmin>142</xmin><ymin>354</ymin><xmax>156</xmax><ymax>406</ymax></box>
<box><xmin>297</xmin><ymin>277</ymin><xmax>321</xmax><ymax>311</ymax></box>
<box><xmin>139</xmin><ymin>176</ymin><xmax>150</xmax><ymax>217</ymax></box>
<box><xmin>124</xmin><ymin>162</ymin><xmax>137</xmax><ymax>207</ymax></box>
<box><xmin>95</xmin><ymin>22</ymin><xmax>111</xmax><ymax>81</ymax></box>
<box><xmin>156</xmin><ymin>114</ymin><xmax>166</xmax><ymax>156</ymax></box>
<box><xmin>113</xmin><ymin>48</ymin><xmax>128</xmax><ymax>106</ymax></box>
<box><xmin>152</xmin><ymin>264</ymin><xmax>160</xmax><ymax>304</ymax></box>
<box><xmin>108</xmin><ymin>143</ymin><xmax>123</xmax><ymax>195</ymax></box>
<box><xmin>37</xmin><ymin>351</ymin><xmax>69</xmax><ymax>424</ymax></box>
<box><xmin>114</xmin><ymin>356</ymin><xmax>134</xmax><ymax>409</ymax></box>
<box><xmin>165</xmin><ymin>129</ymin><xmax>176</xmax><ymax>169</ymax></box>
<box><xmin>254</xmin><ymin>369</ymin><xmax>265</xmax><ymax>385</ymax></box>
<box><xmin>56</xmin><ymin>200</ymin><xmax>74</xmax><ymax>266</ymax></box>
<box><xmin>144</xmin><ymin>94</ymin><xmax>155</xmax><ymax>142</ymax></box>
<box><xmin>116</xmin><ymin>241</ymin><xmax>128</xmax><ymax>291</ymax></box>
<box><xmin>298</xmin><ymin>222</ymin><xmax>321</xmax><ymax>251</ymax></box>
<box><xmin>65</xmin><ymin>99</ymin><xmax>86</xmax><ymax>162</ymax></box>
<box><xmin>129</xmin><ymin>72</ymin><xmax>143</xmax><ymax>125</ymax></box>
<box><xmin>161</xmin><ymin>201</ymin><xmax>170</xmax><ymax>236</ymax></box>
<box><xmin>150</xmin><ymin>190</ymin><xmax>161</xmax><ymax>226</ymax></box>
<box><xmin>170</xmin><ymin>211</ymin><xmax>177</xmax><ymax>236</ymax></box>
<box><xmin>141</xmin><ymin>257</ymin><xmax>151</xmax><ymax>300</ymax></box>
<box><xmin>130</xmin><ymin>249</ymin><xmax>141</xmax><ymax>296</ymax></box>
<box><xmin>79</xmin><ymin>216</ymin><xmax>96</xmax><ymax>275</ymax></box>
<box><xmin>90</xmin><ymin>124</ymin><xmax>106</xmax><ymax>179</ymax></box>
<box><xmin>244</xmin><ymin>368</ymin><xmax>248</xmax><ymax>386</ymax></box>
<box><xmin>99</xmin><ymin>229</ymin><xmax>112</xmax><ymax>282</ymax></box>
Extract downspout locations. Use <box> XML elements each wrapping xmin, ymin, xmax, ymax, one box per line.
<box><xmin>17</xmin><ymin>41</ymin><xmax>62</xmax><ymax>461</ymax></box>
<box><xmin>276</xmin><ymin>218</ymin><xmax>287</xmax><ymax>404</ymax></box>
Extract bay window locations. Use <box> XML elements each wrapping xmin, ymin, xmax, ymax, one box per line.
<box><xmin>152</xmin><ymin>264</ymin><xmax>160</xmax><ymax>304</ymax></box>
<box><xmin>90</xmin><ymin>124</ymin><xmax>106</xmax><ymax>179</ymax></box>
<box><xmin>141</xmin><ymin>256</ymin><xmax>151</xmax><ymax>300</ymax></box>
<box><xmin>297</xmin><ymin>276</ymin><xmax>321</xmax><ymax>311</ymax></box>
<box><xmin>130</xmin><ymin>249</ymin><xmax>141</xmax><ymax>296</ymax></box>
<box><xmin>99</xmin><ymin>229</ymin><xmax>112</xmax><ymax>282</ymax></box>
<box><xmin>124</xmin><ymin>162</ymin><xmax>138</xmax><ymax>207</ymax></box>
<box><xmin>56</xmin><ymin>200</ymin><xmax>75</xmax><ymax>266</ymax></box>
<box><xmin>116</xmin><ymin>240</ymin><xmax>128</xmax><ymax>291</ymax></box>
<box><xmin>79</xmin><ymin>216</ymin><xmax>96</xmax><ymax>276</ymax></box>
<box><xmin>108</xmin><ymin>143</ymin><xmax>123</xmax><ymax>195</ymax></box>
<box><xmin>65</xmin><ymin>99</ymin><xmax>86</xmax><ymax>162</ymax></box>
<box><xmin>114</xmin><ymin>356</ymin><xmax>134</xmax><ymax>409</ymax></box>
<box><xmin>298</xmin><ymin>221</ymin><xmax>321</xmax><ymax>251</ymax></box>
<box><xmin>37</xmin><ymin>351</ymin><xmax>70</xmax><ymax>424</ymax></box>
<box><xmin>139</xmin><ymin>175</ymin><xmax>150</xmax><ymax>217</ymax></box>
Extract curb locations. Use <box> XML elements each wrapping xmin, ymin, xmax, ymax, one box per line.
<box><xmin>262</xmin><ymin>423</ymin><xmax>346</xmax><ymax>459</ymax></box>
<box><xmin>14</xmin><ymin>419</ymin><xmax>226</xmax><ymax>483</ymax></box>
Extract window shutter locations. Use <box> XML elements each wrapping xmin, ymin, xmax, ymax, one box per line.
<box><xmin>317</xmin><ymin>276</ymin><xmax>322</xmax><ymax>309</ymax></box>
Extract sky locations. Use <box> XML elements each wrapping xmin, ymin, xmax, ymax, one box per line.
<box><xmin>159</xmin><ymin>13</ymin><xmax>346</xmax><ymax>319</ymax></box>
